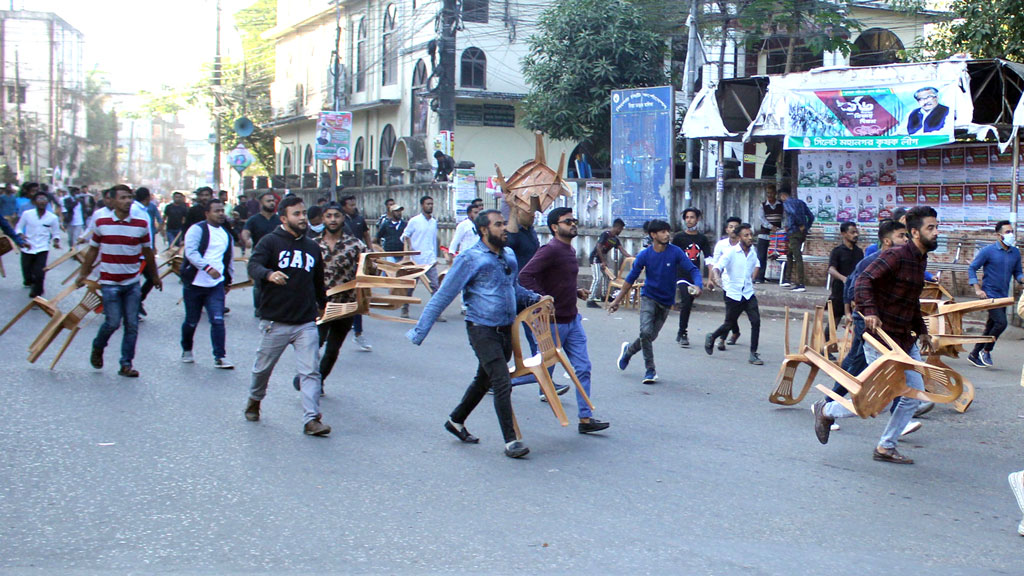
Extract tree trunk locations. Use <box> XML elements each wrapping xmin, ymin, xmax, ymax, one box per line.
<box><xmin>784</xmin><ymin>34</ymin><xmax>796</xmax><ymax>74</ymax></box>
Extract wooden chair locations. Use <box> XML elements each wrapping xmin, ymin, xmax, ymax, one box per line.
<box><xmin>604</xmin><ymin>257</ymin><xmax>641</xmax><ymax>306</ymax></box>
<box><xmin>0</xmin><ymin>234</ymin><xmax>14</xmax><ymax>277</ymax></box>
<box><xmin>43</xmin><ymin>245</ymin><xmax>92</xmax><ymax>285</ymax></box>
<box><xmin>919</xmin><ymin>280</ymin><xmax>953</xmax><ymax>301</ymax></box>
<box><xmin>493</xmin><ymin>131</ymin><xmax>572</xmax><ymax>215</ymax></box>
<box><xmin>317</xmin><ymin>251</ymin><xmax>423</xmax><ymax>325</ymax></box>
<box><xmin>768</xmin><ymin>308</ymin><xmax>820</xmax><ymax>405</ymax></box>
<box><xmin>28</xmin><ymin>280</ymin><xmax>104</xmax><ymax>369</ymax></box>
<box><xmin>1</xmin><ymin>281</ymin><xmax>80</xmax><ymax>336</ymax></box>
<box><xmin>508</xmin><ymin>297</ymin><xmax>594</xmax><ymax>431</ymax></box>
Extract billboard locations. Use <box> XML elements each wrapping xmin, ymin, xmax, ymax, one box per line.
<box><xmin>315</xmin><ymin>111</ymin><xmax>353</xmax><ymax>161</ymax></box>
<box><xmin>610</xmin><ymin>86</ymin><xmax>674</xmax><ymax>227</ymax></box>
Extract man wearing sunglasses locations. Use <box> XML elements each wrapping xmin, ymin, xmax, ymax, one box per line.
<box><xmin>517</xmin><ymin>207</ymin><xmax>611</xmax><ymax>435</ymax></box>
<box><xmin>407</xmin><ymin>210</ymin><xmax>542</xmax><ymax>459</ymax></box>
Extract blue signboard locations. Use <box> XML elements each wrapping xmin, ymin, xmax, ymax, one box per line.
<box><xmin>610</xmin><ymin>86</ymin><xmax>674</xmax><ymax>227</ymax></box>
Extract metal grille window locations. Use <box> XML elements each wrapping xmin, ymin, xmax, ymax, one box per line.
<box><xmin>461</xmin><ymin>0</ymin><xmax>488</xmax><ymax>23</ymax></box>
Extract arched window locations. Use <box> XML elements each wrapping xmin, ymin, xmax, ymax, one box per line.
<box><xmin>379</xmin><ymin>124</ymin><xmax>396</xmax><ymax>176</ymax></box>
<box><xmin>303</xmin><ymin>145</ymin><xmax>313</xmax><ymax>173</ymax></box>
<box><xmin>462</xmin><ymin>0</ymin><xmax>488</xmax><ymax>23</ymax></box>
<box><xmin>850</xmin><ymin>28</ymin><xmax>905</xmax><ymax>67</ymax></box>
<box><xmin>460</xmin><ymin>47</ymin><xmax>486</xmax><ymax>89</ymax></box>
<box><xmin>282</xmin><ymin>148</ymin><xmax>293</xmax><ymax>175</ymax></box>
<box><xmin>353</xmin><ymin>137</ymin><xmax>365</xmax><ymax>180</ymax></box>
<box><xmin>411</xmin><ymin>59</ymin><xmax>428</xmax><ymax>136</ymax></box>
<box><xmin>356</xmin><ymin>17</ymin><xmax>367</xmax><ymax>92</ymax></box>
<box><xmin>382</xmin><ymin>4</ymin><xmax>398</xmax><ymax>86</ymax></box>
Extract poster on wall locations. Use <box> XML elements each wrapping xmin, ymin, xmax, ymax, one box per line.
<box><xmin>880</xmin><ymin>187</ymin><xmax>898</xmax><ymax>219</ymax></box>
<box><xmin>837</xmin><ymin>189</ymin><xmax>858</xmax><ymax>222</ymax></box>
<box><xmin>879</xmin><ymin>153</ymin><xmax>897</xmax><ymax>186</ymax></box>
<box><xmin>584</xmin><ymin>181</ymin><xmax>605</xmax><ymax>227</ymax></box>
<box><xmin>314</xmin><ymin>111</ymin><xmax>353</xmax><ymax>161</ymax></box>
<box><xmin>939</xmin><ymin>185</ymin><xmax>964</xmax><ymax>223</ymax></box>
<box><xmin>989</xmin><ymin>183</ymin><xmax>1013</xmax><ymax>222</ymax></box>
<box><xmin>941</xmin><ymin>146</ymin><xmax>965</xmax><ymax>184</ymax></box>
<box><xmin>838</xmin><ymin>154</ymin><xmax>858</xmax><ymax>188</ymax></box>
<box><xmin>920</xmin><ymin>185</ymin><xmax>941</xmax><ymax>207</ymax></box>
<box><xmin>896</xmin><ymin>150</ymin><xmax>919</xmax><ymax>184</ymax></box>
<box><xmin>964</xmin><ymin>184</ymin><xmax>989</xmax><ymax>223</ymax></box>
<box><xmin>991</xmin><ymin>148</ymin><xmax>1015</xmax><ymax>181</ymax></box>
<box><xmin>451</xmin><ymin>168</ymin><xmax>477</xmax><ymax>214</ymax></box>
<box><xmin>896</xmin><ymin>186</ymin><xmax>917</xmax><ymax>208</ymax></box>
<box><xmin>919</xmin><ymin>149</ymin><xmax>943</xmax><ymax>184</ymax></box>
<box><xmin>966</xmin><ymin>145</ymin><xmax>990</xmax><ymax>183</ymax></box>
<box><xmin>857</xmin><ymin>188</ymin><xmax>879</xmax><ymax>223</ymax></box>
<box><xmin>610</xmin><ymin>86</ymin><xmax>673</xmax><ymax>227</ymax></box>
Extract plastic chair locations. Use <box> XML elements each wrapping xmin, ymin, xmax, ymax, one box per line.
<box><xmin>604</xmin><ymin>257</ymin><xmax>641</xmax><ymax>306</ymax></box>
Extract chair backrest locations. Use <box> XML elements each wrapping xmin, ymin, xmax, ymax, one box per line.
<box><xmin>616</xmin><ymin>257</ymin><xmax>635</xmax><ymax>280</ymax></box>
<box><xmin>510</xmin><ymin>298</ymin><xmax>559</xmax><ymax>371</ymax></box>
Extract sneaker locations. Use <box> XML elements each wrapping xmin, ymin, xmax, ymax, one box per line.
<box><xmin>980</xmin><ymin>350</ymin><xmax>993</xmax><ymax>366</ymax></box>
<box><xmin>138</xmin><ymin>303</ymin><xmax>147</xmax><ymax>317</ymax></box>
<box><xmin>354</xmin><ymin>334</ymin><xmax>373</xmax><ymax>352</ymax></box>
<box><xmin>812</xmin><ymin>399</ymin><xmax>834</xmax><ymax>444</ymax></box>
<box><xmin>304</xmin><ymin>417</ymin><xmax>331</xmax><ymax>436</ymax></box>
<box><xmin>616</xmin><ymin>342</ymin><xmax>630</xmax><ymax>370</ymax></box>
<box><xmin>967</xmin><ymin>352</ymin><xmax>986</xmax><ymax>368</ymax></box>
<box><xmin>642</xmin><ymin>370</ymin><xmax>658</xmax><ymax>384</ymax></box>
<box><xmin>90</xmin><ymin>347</ymin><xmax>104</xmax><ymax>369</ymax></box>
<box><xmin>727</xmin><ymin>333</ymin><xmax>740</xmax><ymax>345</ymax></box>
<box><xmin>181</xmin><ymin>351</ymin><xmax>195</xmax><ymax>364</ymax></box>
<box><xmin>539</xmin><ymin>383</ymin><xmax>571</xmax><ymax>402</ymax></box>
<box><xmin>717</xmin><ymin>339</ymin><xmax>726</xmax><ymax>351</ymax></box>
<box><xmin>504</xmin><ymin>440</ymin><xmax>530</xmax><ymax>458</ymax></box>
<box><xmin>224</xmin><ymin>307</ymin><xmax>231</xmax><ymax>315</ymax></box>
<box><xmin>117</xmin><ymin>365</ymin><xmax>140</xmax><ymax>378</ymax></box>
<box><xmin>436</xmin><ymin>316</ymin><xmax>448</xmax><ymax>323</ymax></box>
<box><xmin>900</xmin><ymin>420</ymin><xmax>922</xmax><ymax>436</ymax></box>
<box><xmin>914</xmin><ymin>401</ymin><xmax>935</xmax><ymax>417</ymax></box>
<box><xmin>244</xmin><ymin>398</ymin><xmax>260</xmax><ymax>422</ymax></box>
<box><xmin>214</xmin><ymin>357</ymin><xmax>234</xmax><ymax>369</ymax></box>
<box><xmin>780</xmin><ymin>281</ymin><xmax>792</xmax><ymax>288</ymax></box>
<box><xmin>1008</xmin><ymin>470</ymin><xmax>1024</xmax><ymax>535</ymax></box>
<box><xmin>400</xmin><ymin>307</ymin><xmax>410</xmax><ymax>319</ymax></box>
<box><xmin>578</xmin><ymin>418</ymin><xmax>610</xmax><ymax>434</ymax></box>
<box><xmin>586</xmin><ymin>300</ymin><xmax>601</xmax><ymax>309</ymax></box>
<box><xmin>748</xmin><ymin>352</ymin><xmax>764</xmax><ymax>365</ymax></box>
<box><xmin>791</xmin><ymin>284</ymin><xmax>806</xmax><ymax>292</ymax></box>
<box><xmin>292</xmin><ymin>375</ymin><xmax>301</xmax><ymax>391</ymax></box>
<box><xmin>677</xmin><ymin>333</ymin><xmax>689</xmax><ymax>348</ymax></box>
<box><xmin>830</xmin><ymin>423</ymin><xmax>840</xmax><ymax>431</ymax></box>
<box><xmin>704</xmin><ymin>334</ymin><xmax>714</xmax><ymax>355</ymax></box>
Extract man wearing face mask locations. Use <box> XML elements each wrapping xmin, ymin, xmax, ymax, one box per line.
<box><xmin>967</xmin><ymin>220</ymin><xmax>1024</xmax><ymax>368</ymax></box>
<box><xmin>306</xmin><ymin>205</ymin><xmax>325</xmax><ymax>237</ymax></box>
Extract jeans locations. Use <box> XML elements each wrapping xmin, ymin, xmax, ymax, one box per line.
<box><xmin>93</xmin><ymin>282</ymin><xmax>142</xmax><ymax>368</ymax></box>
<box><xmin>755</xmin><ymin>236</ymin><xmax>770</xmax><ymax>282</ymax></box>
<box><xmin>785</xmin><ymin>229</ymin><xmax>806</xmax><ymax>284</ymax></box>
<box><xmin>710</xmin><ymin>295</ymin><xmax>760</xmax><ymax>352</ymax></box>
<box><xmin>676</xmin><ymin>285</ymin><xmax>694</xmax><ymax>336</ymax></box>
<box><xmin>318</xmin><ymin>317</ymin><xmax>354</xmax><ymax>381</ymax></box>
<box><xmin>249</xmin><ymin>320</ymin><xmax>322</xmax><ymax>423</ymax></box>
<box><xmin>972</xmin><ymin>306</ymin><xmax>1008</xmax><ymax>354</ymax></box>
<box><xmin>181</xmin><ymin>283</ymin><xmax>227</xmax><ymax>359</ymax></box>
<box><xmin>353</xmin><ymin>314</ymin><xmax>363</xmax><ymax>335</ymax></box>
<box><xmin>588</xmin><ymin>262</ymin><xmax>606</xmax><ymax>301</ymax></box>
<box><xmin>824</xmin><ymin>342</ymin><xmax>924</xmax><ymax>450</ymax></box>
<box><xmin>450</xmin><ymin>324</ymin><xmax>518</xmax><ymax>443</ymax></box>
<box><xmin>625</xmin><ymin>296</ymin><xmax>671</xmax><ymax>372</ymax></box>
<box><xmin>166</xmin><ymin>228</ymin><xmax>183</xmax><ymax>247</ymax></box>
<box><xmin>829</xmin><ymin>315</ymin><xmax>866</xmax><ymax>400</ymax></box>
<box><xmin>510</xmin><ymin>315</ymin><xmax>593</xmax><ymax>419</ymax></box>
<box><xmin>20</xmin><ymin>251</ymin><xmax>48</xmax><ymax>297</ymax></box>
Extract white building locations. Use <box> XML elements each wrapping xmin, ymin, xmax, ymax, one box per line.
<box><xmin>0</xmin><ymin>9</ymin><xmax>86</xmax><ymax>185</ymax></box>
<box><xmin>263</xmin><ymin>0</ymin><xmax>575</xmax><ymax>189</ymax></box>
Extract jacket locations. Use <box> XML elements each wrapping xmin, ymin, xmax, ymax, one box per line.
<box><xmin>182</xmin><ymin>221</ymin><xmax>234</xmax><ymax>286</ymax></box>
<box><xmin>247</xmin><ymin>226</ymin><xmax>326</xmax><ymax>324</ymax></box>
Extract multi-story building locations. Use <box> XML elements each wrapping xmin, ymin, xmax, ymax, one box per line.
<box><xmin>0</xmin><ymin>9</ymin><xmax>86</xmax><ymax>185</ymax></box>
<box><xmin>117</xmin><ymin>112</ymin><xmax>187</xmax><ymax>196</ymax></box>
<box><xmin>264</xmin><ymin>0</ymin><xmax>575</xmax><ymax>189</ymax></box>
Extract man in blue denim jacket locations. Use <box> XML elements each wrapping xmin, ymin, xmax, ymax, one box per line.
<box><xmin>408</xmin><ymin>209</ymin><xmax>541</xmax><ymax>459</ymax></box>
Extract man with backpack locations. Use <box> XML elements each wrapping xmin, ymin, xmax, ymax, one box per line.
<box><xmin>180</xmin><ymin>197</ymin><xmax>234</xmax><ymax>369</ymax></box>
<box><xmin>780</xmin><ymin>189</ymin><xmax>815</xmax><ymax>292</ymax></box>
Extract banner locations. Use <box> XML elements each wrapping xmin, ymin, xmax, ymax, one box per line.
<box><xmin>315</xmin><ymin>111</ymin><xmax>353</xmax><ymax>161</ymax></box>
<box><xmin>785</xmin><ymin>81</ymin><xmax>957</xmax><ymax>150</ymax></box>
<box><xmin>610</xmin><ymin>86</ymin><xmax>674</xmax><ymax>227</ymax></box>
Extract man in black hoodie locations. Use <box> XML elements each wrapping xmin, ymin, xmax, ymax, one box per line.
<box><xmin>244</xmin><ymin>195</ymin><xmax>330</xmax><ymax>436</ymax></box>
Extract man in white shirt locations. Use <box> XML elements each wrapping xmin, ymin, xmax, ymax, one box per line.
<box><xmin>401</xmin><ymin>195</ymin><xmax>443</xmax><ymax>320</ymax></box>
<box><xmin>705</xmin><ymin>223</ymin><xmax>762</xmax><ymax>365</ymax></box>
<box><xmin>180</xmin><ymin>198</ymin><xmax>234</xmax><ymax>369</ymax></box>
<box><xmin>15</xmin><ymin>190</ymin><xmax>61</xmax><ymax>297</ymax></box>
<box><xmin>63</xmin><ymin>186</ymin><xmax>87</xmax><ymax>247</ymax></box>
<box><xmin>447</xmin><ymin>202</ymin><xmax>482</xmax><ymax>262</ymax></box>
<box><xmin>707</xmin><ymin>216</ymin><xmax>742</xmax><ymax>350</ymax></box>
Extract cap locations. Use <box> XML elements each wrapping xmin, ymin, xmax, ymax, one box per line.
<box><xmin>392</xmin><ymin>205</ymin><xmax>404</xmax><ymax>211</ymax></box>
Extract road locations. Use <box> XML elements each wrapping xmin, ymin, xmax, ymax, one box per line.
<box><xmin>1</xmin><ymin>252</ymin><xmax>1022</xmax><ymax>575</ymax></box>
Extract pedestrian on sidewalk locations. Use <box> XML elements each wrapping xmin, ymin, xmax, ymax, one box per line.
<box><xmin>77</xmin><ymin>185</ymin><xmax>162</xmax><ymax>378</ymax></box>
<box><xmin>780</xmin><ymin>189</ymin><xmax>814</xmax><ymax>292</ymax></box>
<box><xmin>966</xmin><ymin>220</ymin><xmax>1023</xmax><ymax>368</ymax></box>
<box><xmin>244</xmin><ymin>196</ymin><xmax>330</xmax><ymax>436</ymax></box>
<box><xmin>610</xmin><ymin>219</ymin><xmax>702</xmax><ymax>385</ymax></box>
<box><xmin>705</xmin><ymin>223</ymin><xmax>762</xmax><ymax>365</ymax></box>
<box><xmin>812</xmin><ymin>206</ymin><xmax>938</xmax><ymax>464</ymax></box>
<box><xmin>408</xmin><ymin>209</ymin><xmax>541</xmax><ymax>458</ymax></box>
<box><xmin>15</xmin><ymin>190</ymin><xmax>61</xmax><ymax>297</ymax></box>
<box><xmin>586</xmin><ymin>218</ymin><xmax>630</xmax><ymax>307</ymax></box>
<box><xmin>180</xmin><ymin>197</ymin><xmax>234</xmax><ymax>369</ymax></box>
<box><xmin>517</xmin><ymin>207</ymin><xmax>610</xmax><ymax>433</ymax></box>
<box><xmin>671</xmin><ymin>207</ymin><xmax>711</xmax><ymax>348</ymax></box>
<box><xmin>755</xmin><ymin>184</ymin><xmax>784</xmax><ymax>283</ymax></box>
<box><xmin>826</xmin><ymin>221</ymin><xmax>863</xmax><ymax>330</ymax></box>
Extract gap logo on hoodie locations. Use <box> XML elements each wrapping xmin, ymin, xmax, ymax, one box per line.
<box><xmin>277</xmin><ymin>249</ymin><xmax>317</xmax><ymax>272</ymax></box>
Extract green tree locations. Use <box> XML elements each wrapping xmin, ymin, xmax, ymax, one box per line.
<box><xmin>521</xmin><ymin>0</ymin><xmax>668</xmax><ymax>162</ymax></box>
<box><xmin>738</xmin><ymin>0</ymin><xmax>860</xmax><ymax>73</ymax></box>
<box><xmin>79</xmin><ymin>71</ymin><xmax>118</xmax><ymax>186</ymax></box>
<box><xmin>921</xmin><ymin>0</ymin><xmax>1024</xmax><ymax>62</ymax></box>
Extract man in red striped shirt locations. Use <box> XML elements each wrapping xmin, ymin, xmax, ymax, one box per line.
<box><xmin>77</xmin><ymin>185</ymin><xmax>162</xmax><ymax>377</ymax></box>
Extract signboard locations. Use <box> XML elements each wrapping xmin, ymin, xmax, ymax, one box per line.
<box><xmin>315</xmin><ymin>111</ymin><xmax>353</xmax><ymax>161</ymax></box>
<box><xmin>452</xmin><ymin>168</ymin><xmax>476</xmax><ymax>213</ymax></box>
<box><xmin>227</xmin><ymin>143</ymin><xmax>254</xmax><ymax>174</ymax></box>
<box><xmin>785</xmin><ymin>81</ymin><xmax>956</xmax><ymax>150</ymax></box>
<box><xmin>610</xmin><ymin>86</ymin><xmax>674</xmax><ymax>227</ymax></box>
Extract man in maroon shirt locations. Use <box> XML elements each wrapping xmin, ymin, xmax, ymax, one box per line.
<box><xmin>518</xmin><ymin>207</ymin><xmax>610</xmax><ymax>434</ymax></box>
<box><xmin>813</xmin><ymin>206</ymin><xmax>938</xmax><ymax>464</ymax></box>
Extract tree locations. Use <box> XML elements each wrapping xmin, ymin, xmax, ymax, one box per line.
<box><xmin>921</xmin><ymin>0</ymin><xmax>1024</xmax><ymax>62</ymax></box>
<box><xmin>521</xmin><ymin>0</ymin><xmax>668</xmax><ymax>162</ymax></box>
<box><xmin>79</xmin><ymin>71</ymin><xmax>118</xmax><ymax>186</ymax></box>
<box><xmin>738</xmin><ymin>0</ymin><xmax>860</xmax><ymax>74</ymax></box>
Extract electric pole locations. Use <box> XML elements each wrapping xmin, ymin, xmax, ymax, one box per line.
<box><xmin>212</xmin><ymin>0</ymin><xmax>222</xmax><ymax>190</ymax></box>
<box><xmin>437</xmin><ymin>0</ymin><xmax>457</xmax><ymax>132</ymax></box>
<box><xmin>683</xmin><ymin>0</ymin><xmax>699</xmax><ymax>205</ymax></box>
<box><xmin>330</xmin><ymin>0</ymin><xmax>341</xmax><ymax>201</ymax></box>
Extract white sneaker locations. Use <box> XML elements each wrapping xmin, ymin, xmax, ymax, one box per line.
<box><xmin>214</xmin><ymin>357</ymin><xmax>235</xmax><ymax>369</ymax></box>
<box><xmin>181</xmin><ymin>351</ymin><xmax>194</xmax><ymax>364</ymax></box>
<box><xmin>1008</xmin><ymin>470</ymin><xmax>1024</xmax><ymax>535</ymax></box>
<box><xmin>830</xmin><ymin>423</ymin><xmax>840</xmax><ymax>431</ymax></box>
<box><xmin>900</xmin><ymin>420</ymin><xmax>922</xmax><ymax>436</ymax></box>
<box><xmin>780</xmin><ymin>282</ymin><xmax>792</xmax><ymax>288</ymax></box>
<box><xmin>355</xmin><ymin>334</ymin><xmax>373</xmax><ymax>352</ymax></box>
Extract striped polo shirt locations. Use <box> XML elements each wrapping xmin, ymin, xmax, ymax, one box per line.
<box><xmin>89</xmin><ymin>211</ymin><xmax>151</xmax><ymax>285</ymax></box>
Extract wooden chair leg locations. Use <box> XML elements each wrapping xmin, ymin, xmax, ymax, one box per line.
<box><xmin>530</xmin><ymin>366</ymin><xmax>568</xmax><ymax>426</ymax></box>
<box><xmin>49</xmin><ymin>326</ymin><xmax>80</xmax><ymax>370</ymax></box>
<box><xmin>511</xmin><ymin>409</ymin><xmax>522</xmax><ymax>440</ymax></box>
<box><xmin>555</xmin><ymin>349</ymin><xmax>594</xmax><ymax>411</ymax></box>
<box><xmin>29</xmin><ymin>313</ymin><xmax>64</xmax><ymax>355</ymax></box>
<box><xmin>1</xmin><ymin>300</ymin><xmax>37</xmax><ymax>335</ymax></box>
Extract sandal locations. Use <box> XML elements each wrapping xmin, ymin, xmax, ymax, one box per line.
<box><xmin>873</xmin><ymin>447</ymin><xmax>913</xmax><ymax>464</ymax></box>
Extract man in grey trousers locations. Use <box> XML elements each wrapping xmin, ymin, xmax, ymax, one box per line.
<box><xmin>244</xmin><ymin>195</ymin><xmax>330</xmax><ymax>436</ymax></box>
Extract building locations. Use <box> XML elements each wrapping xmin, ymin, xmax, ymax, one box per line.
<box><xmin>263</xmin><ymin>0</ymin><xmax>574</xmax><ymax>193</ymax></box>
<box><xmin>116</xmin><ymin>110</ymin><xmax>187</xmax><ymax>196</ymax></box>
<box><xmin>0</xmin><ymin>9</ymin><xmax>86</xmax><ymax>185</ymax></box>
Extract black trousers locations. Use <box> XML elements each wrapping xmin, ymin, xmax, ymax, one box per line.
<box><xmin>755</xmin><ymin>237</ymin><xmax>770</xmax><ymax>282</ymax></box>
<box><xmin>140</xmin><ymin>262</ymin><xmax>159</xmax><ymax>301</ymax></box>
<box><xmin>972</xmin><ymin>306</ymin><xmax>1008</xmax><ymax>354</ymax></box>
<box><xmin>318</xmin><ymin>317</ymin><xmax>354</xmax><ymax>381</ymax></box>
<box><xmin>676</xmin><ymin>286</ymin><xmax>694</xmax><ymax>336</ymax></box>
<box><xmin>710</xmin><ymin>295</ymin><xmax>760</xmax><ymax>353</ymax></box>
<box><xmin>450</xmin><ymin>323</ymin><xmax>517</xmax><ymax>443</ymax></box>
<box><xmin>20</xmin><ymin>251</ymin><xmax>48</xmax><ymax>297</ymax></box>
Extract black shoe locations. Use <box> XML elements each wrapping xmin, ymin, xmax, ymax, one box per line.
<box><xmin>138</xmin><ymin>303</ymin><xmax>147</xmax><ymax>317</ymax></box>
<box><xmin>677</xmin><ymin>333</ymin><xmax>689</xmax><ymax>348</ymax></box>
<box><xmin>90</xmin><ymin>347</ymin><xmax>103</xmax><ymax>369</ymax></box>
<box><xmin>727</xmin><ymin>333</ymin><xmax>740</xmax><ymax>345</ymax></box>
<box><xmin>504</xmin><ymin>441</ymin><xmax>530</xmax><ymax>458</ymax></box>
<box><xmin>704</xmin><ymin>334</ymin><xmax>714</xmax><ymax>355</ymax></box>
<box><xmin>444</xmin><ymin>420</ymin><xmax>479</xmax><ymax>443</ymax></box>
<box><xmin>244</xmin><ymin>398</ymin><xmax>260</xmax><ymax>422</ymax></box>
<box><xmin>293</xmin><ymin>375</ymin><xmax>301</xmax><ymax>391</ymax></box>
<box><xmin>117</xmin><ymin>365</ymin><xmax>140</xmax><ymax>378</ymax></box>
<box><xmin>812</xmin><ymin>399</ymin><xmax>834</xmax><ymax>445</ymax></box>
<box><xmin>224</xmin><ymin>307</ymin><xmax>231</xmax><ymax>315</ymax></box>
<box><xmin>586</xmin><ymin>300</ymin><xmax>601</xmax><ymax>308</ymax></box>
<box><xmin>578</xmin><ymin>418</ymin><xmax>610</xmax><ymax>434</ymax></box>
<box><xmin>717</xmin><ymin>339</ymin><xmax>726</xmax><ymax>351</ymax></box>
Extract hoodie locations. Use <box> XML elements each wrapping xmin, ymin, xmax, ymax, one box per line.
<box><xmin>247</xmin><ymin>226</ymin><xmax>326</xmax><ymax>324</ymax></box>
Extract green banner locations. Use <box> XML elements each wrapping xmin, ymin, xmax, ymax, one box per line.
<box><xmin>788</xmin><ymin>134</ymin><xmax>951</xmax><ymax>150</ymax></box>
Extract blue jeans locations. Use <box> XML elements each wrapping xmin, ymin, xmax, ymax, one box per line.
<box><xmin>181</xmin><ymin>283</ymin><xmax>227</xmax><ymax>359</ymax></box>
<box><xmin>510</xmin><ymin>315</ymin><xmax>593</xmax><ymax>419</ymax></box>
<box><xmin>93</xmin><ymin>282</ymin><xmax>142</xmax><ymax>368</ymax></box>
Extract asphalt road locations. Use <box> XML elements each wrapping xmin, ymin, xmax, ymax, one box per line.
<box><xmin>1</xmin><ymin>252</ymin><xmax>1023</xmax><ymax>575</ymax></box>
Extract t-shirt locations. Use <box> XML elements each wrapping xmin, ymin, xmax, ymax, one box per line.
<box><xmin>244</xmin><ymin>213</ymin><xmax>278</xmax><ymax>248</ymax></box>
<box><xmin>626</xmin><ymin>244</ymin><xmax>702</xmax><ymax>307</ymax></box>
<box><xmin>164</xmin><ymin>203</ymin><xmax>188</xmax><ymax>231</ymax></box>
<box><xmin>343</xmin><ymin>210</ymin><xmax>369</xmax><ymax>242</ymax></box>
<box><xmin>505</xmin><ymin>225</ymin><xmax>539</xmax><ymax>273</ymax></box>
<box><xmin>89</xmin><ymin>212</ymin><xmax>151</xmax><ymax>285</ymax></box>
<box><xmin>401</xmin><ymin>213</ymin><xmax>438</xmax><ymax>265</ymax></box>
<box><xmin>828</xmin><ymin>243</ymin><xmax>864</xmax><ymax>300</ymax></box>
<box><xmin>671</xmin><ymin>231</ymin><xmax>711</xmax><ymax>282</ymax></box>
<box><xmin>589</xmin><ymin>230</ymin><xmax>623</xmax><ymax>264</ymax></box>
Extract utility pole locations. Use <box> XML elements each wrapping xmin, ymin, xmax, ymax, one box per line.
<box><xmin>437</xmin><ymin>0</ymin><xmax>457</xmax><ymax>132</ymax></box>
<box><xmin>683</xmin><ymin>0</ymin><xmax>699</xmax><ymax>205</ymax></box>
<box><xmin>212</xmin><ymin>0</ymin><xmax>222</xmax><ymax>190</ymax></box>
<box><xmin>14</xmin><ymin>49</ymin><xmax>23</xmax><ymax>178</ymax></box>
<box><xmin>330</xmin><ymin>0</ymin><xmax>341</xmax><ymax>201</ymax></box>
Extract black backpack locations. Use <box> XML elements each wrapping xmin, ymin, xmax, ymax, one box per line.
<box><xmin>180</xmin><ymin>221</ymin><xmax>234</xmax><ymax>286</ymax></box>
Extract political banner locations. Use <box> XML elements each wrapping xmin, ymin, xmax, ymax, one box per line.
<box><xmin>315</xmin><ymin>111</ymin><xmax>353</xmax><ymax>161</ymax></box>
<box><xmin>610</xmin><ymin>86</ymin><xmax>673</xmax><ymax>227</ymax></box>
